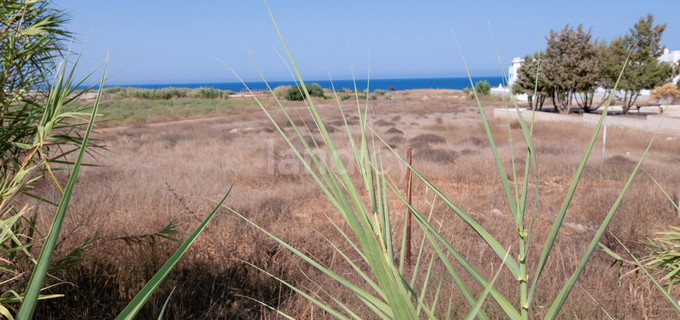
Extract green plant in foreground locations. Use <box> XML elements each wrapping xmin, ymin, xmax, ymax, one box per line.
<box><xmin>0</xmin><ymin>52</ymin><xmax>230</xmax><ymax>319</ymax></box>
<box><xmin>230</xmin><ymin>2</ymin><xmax>661</xmax><ymax>319</ymax></box>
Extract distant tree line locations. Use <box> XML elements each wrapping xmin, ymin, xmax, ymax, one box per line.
<box><xmin>512</xmin><ymin>14</ymin><xmax>678</xmax><ymax>114</ymax></box>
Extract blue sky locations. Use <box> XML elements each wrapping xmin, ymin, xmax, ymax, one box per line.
<box><xmin>55</xmin><ymin>0</ymin><xmax>680</xmax><ymax>85</ymax></box>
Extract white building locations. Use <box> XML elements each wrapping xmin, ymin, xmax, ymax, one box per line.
<box><xmin>507</xmin><ymin>57</ymin><xmax>523</xmax><ymax>88</ymax></box>
<box><xmin>659</xmin><ymin>48</ymin><xmax>680</xmax><ymax>84</ymax></box>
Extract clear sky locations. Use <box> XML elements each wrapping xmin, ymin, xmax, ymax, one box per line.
<box><xmin>54</xmin><ymin>0</ymin><xmax>680</xmax><ymax>85</ymax></box>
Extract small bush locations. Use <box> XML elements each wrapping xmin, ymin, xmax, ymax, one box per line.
<box><xmin>374</xmin><ymin>89</ymin><xmax>386</xmax><ymax>96</ymax></box>
<box><xmin>273</xmin><ymin>85</ymin><xmax>291</xmax><ymax>99</ymax></box>
<box><xmin>372</xmin><ymin>120</ymin><xmax>393</xmax><ymax>126</ymax></box>
<box><xmin>340</xmin><ymin>94</ymin><xmax>351</xmax><ymax>101</ymax></box>
<box><xmin>475</xmin><ymin>80</ymin><xmax>491</xmax><ymax>95</ymax></box>
<box><xmin>650</xmin><ymin>83</ymin><xmax>680</xmax><ymax>104</ymax></box>
<box><xmin>410</xmin><ymin>133</ymin><xmax>446</xmax><ymax>145</ymax></box>
<box><xmin>417</xmin><ymin>148</ymin><xmax>457</xmax><ymax>165</ymax></box>
<box><xmin>285</xmin><ymin>83</ymin><xmax>324</xmax><ymax>101</ymax></box>
<box><xmin>187</xmin><ymin>87</ymin><xmax>230</xmax><ymax>99</ymax></box>
<box><xmin>386</xmin><ymin>127</ymin><xmax>403</xmax><ymax>135</ymax></box>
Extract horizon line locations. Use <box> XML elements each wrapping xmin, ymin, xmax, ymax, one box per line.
<box><xmin>101</xmin><ymin>74</ymin><xmax>505</xmax><ymax>87</ymax></box>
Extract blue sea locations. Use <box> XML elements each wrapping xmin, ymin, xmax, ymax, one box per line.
<box><xmin>108</xmin><ymin>76</ymin><xmax>505</xmax><ymax>92</ymax></box>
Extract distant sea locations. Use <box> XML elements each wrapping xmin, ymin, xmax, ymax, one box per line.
<box><xmin>107</xmin><ymin>76</ymin><xmax>505</xmax><ymax>92</ymax></box>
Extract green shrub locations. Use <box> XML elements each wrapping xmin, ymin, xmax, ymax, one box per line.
<box><xmin>374</xmin><ymin>89</ymin><xmax>386</xmax><ymax>95</ymax></box>
<box><xmin>475</xmin><ymin>80</ymin><xmax>491</xmax><ymax>95</ymax></box>
<box><xmin>340</xmin><ymin>94</ymin><xmax>351</xmax><ymax>101</ymax></box>
<box><xmin>187</xmin><ymin>87</ymin><xmax>231</xmax><ymax>99</ymax></box>
<box><xmin>284</xmin><ymin>83</ymin><xmax>324</xmax><ymax>101</ymax></box>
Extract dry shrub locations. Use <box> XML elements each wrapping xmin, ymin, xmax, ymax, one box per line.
<box><xmin>410</xmin><ymin>133</ymin><xmax>446</xmax><ymax>145</ymax></box>
<box><xmin>34</xmin><ymin>256</ymin><xmax>290</xmax><ymax>319</ymax></box>
<box><xmin>373</xmin><ymin>119</ymin><xmax>393</xmax><ymax>126</ymax></box>
<box><xmin>457</xmin><ymin>136</ymin><xmax>486</xmax><ymax>147</ymax></box>
<box><xmin>273</xmin><ymin>85</ymin><xmax>291</xmax><ymax>99</ymax></box>
<box><xmin>535</xmin><ymin>143</ymin><xmax>567</xmax><ymax>155</ymax></box>
<box><xmin>387</xmin><ymin>136</ymin><xmax>404</xmax><ymax>148</ymax></box>
<box><xmin>459</xmin><ymin>148</ymin><xmax>478</xmax><ymax>156</ymax></box>
<box><xmin>604</xmin><ymin>155</ymin><xmax>636</xmax><ymax>167</ymax></box>
<box><xmin>415</xmin><ymin>147</ymin><xmax>457</xmax><ymax>165</ymax></box>
<box><xmin>650</xmin><ymin>83</ymin><xmax>680</xmax><ymax>104</ymax></box>
<box><xmin>386</xmin><ymin>127</ymin><xmax>404</xmax><ymax>135</ymax></box>
<box><xmin>259</xmin><ymin>196</ymin><xmax>290</xmax><ymax>219</ymax></box>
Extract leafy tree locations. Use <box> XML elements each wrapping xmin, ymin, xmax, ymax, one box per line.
<box><xmin>596</xmin><ymin>39</ymin><xmax>627</xmax><ymax>109</ymax></box>
<box><xmin>512</xmin><ymin>52</ymin><xmax>549</xmax><ymax>110</ymax></box>
<box><xmin>614</xmin><ymin>14</ymin><xmax>676</xmax><ymax>114</ymax></box>
<box><xmin>285</xmin><ymin>83</ymin><xmax>324</xmax><ymax>101</ymax></box>
<box><xmin>475</xmin><ymin>80</ymin><xmax>490</xmax><ymax>95</ymax></box>
<box><xmin>543</xmin><ymin>25</ymin><xmax>600</xmax><ymax>113</ymax></box>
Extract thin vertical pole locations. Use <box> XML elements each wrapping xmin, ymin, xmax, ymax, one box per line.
<box><xmin>602</xmin><ymin>113</ymin><xmax>607</xmax><ymax>162</ymax></box>
<box><xmin>405</xmin><ymin>147</ymin><xmax>413</xmax><ymax>267</ymax></box>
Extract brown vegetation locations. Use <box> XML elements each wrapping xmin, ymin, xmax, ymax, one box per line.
<box><xmin>26</xmin><ymin>90</ymin><xmax>680</xmax><ymax>318</ymax></box>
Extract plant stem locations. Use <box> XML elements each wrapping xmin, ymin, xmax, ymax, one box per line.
<box><xmin>519</xmin><ymin>236</ymin><xmax>528</xmax><ymax>320</ymax></box>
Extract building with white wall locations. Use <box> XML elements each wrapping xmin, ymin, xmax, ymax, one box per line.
<box><xmin>507</xmin><ymin>57</ymin><xmax>523</xmax><ymax>88</ymax></box>
<box><xmin>659</xmin><ymin>48</ymin><xmax>680</xmax><ymax>84</ymax></box>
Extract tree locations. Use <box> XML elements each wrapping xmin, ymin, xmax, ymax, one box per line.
<box><xmin>543</xmin><ymin>25</ymin><xmax>600</xmax><ymax>113</ymax></box>
<box><xmin>512</xmin><ymin>52</ymin><xmax>549</xmax><ymax>110</ymax></box>
<box><xmin>596</xmin><ymin>39</ymin><xmax>627</xmax><ymax>109</ymax></box>
<box><xmin>475</xmin><ymin>80</ymin><xmax>490</xmax><ymax>95</ymax></box>
<box><xmin>615</xmin><ymin>14</ymin><xmax>676</xmax><ymax>114</ymax></box>
<box><xmin>285</xmin><ymin>83</ymin><xmax>324</xmax><ymax>101</ymax></box>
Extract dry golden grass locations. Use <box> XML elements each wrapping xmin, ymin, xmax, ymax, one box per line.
<box><xmin>28</xmin><ymin>90</ymin><xmax>680</xmax><ymax>318</ymax></box>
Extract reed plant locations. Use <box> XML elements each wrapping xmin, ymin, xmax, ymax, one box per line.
<box><xmin>0</xmin><ymin>45</ymin><xmax>229</xmax><ymax>320</ymax></box>
<box><xmin>231</xmin><ymin>2</ymin><xmax>663</xmax><ymax>318</ymax></box>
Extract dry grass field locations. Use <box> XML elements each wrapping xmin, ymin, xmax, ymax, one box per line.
<box><xmin>28</xmin><ymin>89</ymin><xmax>680</xmax><ymax>318</ymax></box>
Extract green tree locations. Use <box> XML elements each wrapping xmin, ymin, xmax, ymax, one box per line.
<box><xmin>285</xmin><ymin>82</ymin><xmax>324</xmax><ymax>101</ymax></box>
<box><xmin>596</xmin><ymin>39</ymin><xmax>626</xmax><ymax>109</ymax></box>
<box><xmin>512</xmin><ymin>52</ymin><xmax>549</xmax><ymax>110</ymax></box>
<box><xmin>475</xmin><ymin>80</ymin><xmax>490</xmax><ymax>95</ymax></box>
<box><xmin>543</xmin><ymin>25</ymin><xmax>600</xmax><ymax>113</ymax></box>
<box><xmin>614</xmin><ymin>14</ymin><xmax>676</xmax><ymax>114</ymax></box>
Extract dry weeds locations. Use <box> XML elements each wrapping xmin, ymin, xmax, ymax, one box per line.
<box><xmin>27</xmin><ymin>90</ymin><xmax>680</xmax><ymax>318</ymax></box>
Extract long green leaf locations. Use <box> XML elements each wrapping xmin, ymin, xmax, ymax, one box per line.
<box><xmin>465</xmin><ymin>249</ymin><xmax>511</xmax><ymax>320</ymax></box>
<box><xmin>530</xmin><ymin>43</ymin><xmax>634</xmax><ymax>306</ymax></box>
<box><xmin>612</xmin><ymin>234</ymin><xmax>680</xmax><ymax>313</ymax></box>
<box><xmin>544</xmin><ymin>123</ymin><xmax>657</xmax><ymax>319</ymax></box>
<box><xmin>16</xmin><ymin>54</ymin><xmax>107</xmax><ymax>320</ymax></box>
